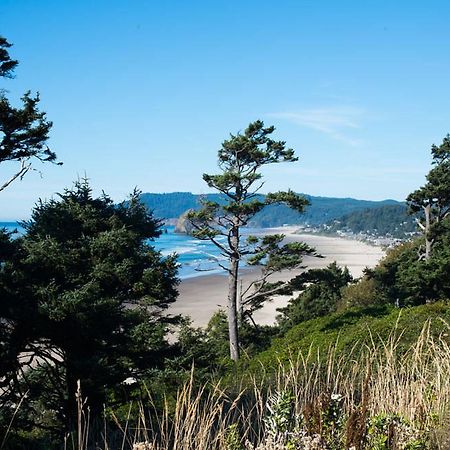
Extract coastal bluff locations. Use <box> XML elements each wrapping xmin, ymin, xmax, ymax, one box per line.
<box><xmin>174</xmin><ymin>210</ymin><xmax>195</xmax><ymax>234</ymax></box>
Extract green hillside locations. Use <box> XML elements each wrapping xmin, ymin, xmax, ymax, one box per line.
<box><xmin>139</xmin><ymin>192</ymin><xmax>402</xmax><ymax>227</ymax></box>
<box><xmin>249</xmin><ymin>302</ymin><xmax>450</xmax><ymax>371</ymax></box>
<box><xmin>323</xmin><ymin>203</ymin><xmax>417</xmax><ymax>238</ymax></box>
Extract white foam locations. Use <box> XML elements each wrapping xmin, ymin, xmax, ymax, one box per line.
<box><xmin>160</xmin><ymin>246</ymin><xmax>193</xmax><ymax>256</ymax></box>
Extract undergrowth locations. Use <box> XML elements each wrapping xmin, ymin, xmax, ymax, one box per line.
<box><xmin>3</xmin><ymin>319</ymin><xmax>450</xmax><ymax>449</ymax></box>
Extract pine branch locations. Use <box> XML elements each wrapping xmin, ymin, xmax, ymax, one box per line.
<box><xmin>0</xmin><ymin>159</ymin><xmax>32</xmax><ymax>192</ymax></box>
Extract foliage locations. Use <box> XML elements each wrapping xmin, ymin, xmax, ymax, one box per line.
<box><xmin>225</xmin><ymin>423</ymin><xmax>244</xmax><ymax>450</ymax></box>
<box><xmin>163</xmin><ymin>317</ymin><xmax>229</xmax><ymax>384</ymax></box>
<box><xmin>3</xmin><ymin>303</ymin><xmax>450</xmax><ymax>448</ymax></box>
<box><xmin>168</xmin><ymin>311</ymin><xmax>278</xmax><ymax>379</ymax></box>
<box><xmin>277</xmin><ymin>262</ymin><xmax>353</xmax><ymax>332</ymax></box>
<box><xmin>368</xmin><ymin>232</ymin><xmax>450</xmax><ymax>306</ymax></box>
<box><xmin>138</xmin><ymin>191</ymin><xmax>404</xmax><ymax>227</ymax></box>
<box><xmin>340</xmin><ymin>276</ymin><xmax>384</xmax><ymax>309</ymax></box>
<box><xmin>0</xmin><ymin>180</ymin><xmax>179</xmax><ymax>434</ymax></box>
<box><xmin>366</xmin><ymin>413</ymin><xmax>429</xmax><ymax>450</ymax></box>
<box><xmin>242</xmin><ymin>235</ymin><xmax>318</xmax><ymax>320</ymax></box>
<box><xmin>407</xmin><ymin>135</ymin><xmax>450</xmax><ymax>259</ymax></box>
<box><xmin>251</xmin><ymin>302</ymin><xmax>450</xmax><ymax>371</ymax></box>
<box><xmin>264</xmin><ymin>390</ymin><xmax>296</xmax><ymax>438</ymax></box>
<box><xmin>323</xmin><ymin>204</ymin><xmax>416</xmax><ymax>238</ymax></box>
<box><xmin>188</xmin><ymin>120</ymin><xmax>312</xmax><ymax>360</ymax></box>
<box><xmin>0</xmin><ymin>36</ymin><xmax>18</xmax><ymax>78</ymax></box>
<box><xmin>0</xmin><ymin>36</ymin><xmax>60</xmax><ymax>192</ymax></box>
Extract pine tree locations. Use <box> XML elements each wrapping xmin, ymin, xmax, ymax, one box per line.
<box><xmin>0</xmin><ymin>36</ymin><xmax>59</xmax><ymax>192</ymax></box>
<box><xmin>407</xmin><ymin>135</ymin><xmax>450</xmax><ymax>260</ymax></box>
<box><xmin>0</xmin><ymin>180</ymin><xmax>179</xmax><ymax>430</ymax></box>
<box><xmin>188</xmin><ymin>121</ymin><xmax>315</xmax><ymax>360</ymax></box>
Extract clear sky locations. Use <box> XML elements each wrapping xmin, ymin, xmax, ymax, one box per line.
<box><xmin>0</xmin><ymin>0</ymin><xmax>449</xmax><ymax>219</ymax></box>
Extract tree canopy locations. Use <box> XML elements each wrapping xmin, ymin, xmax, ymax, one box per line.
<box><xmin>188</xmin><ymin>120</ymin><xmax>316</xmax><ymax>360</ymax></box>
<box><xmin>0</xmin><ymin>36</ymin><xmax>59</xmax><ymax>192</ymax></box>
<box><xmin>0</xmin><ymin>180</ymin><xmax>179</xmax><ymax>433</ymax></box>
<box><xmin>407</xmin><ymin>135</ymin><xmax>450</xmax><ymax>259</ymax></box>
<box><xmin>0</xmin><ymin>36</ymin><xmax>18</xmax><ymax>78</ymax></box>
<box><xmin>277</xmin><ymin>262</ymin><xmax>353</xmax><ymax>331</ymax></box>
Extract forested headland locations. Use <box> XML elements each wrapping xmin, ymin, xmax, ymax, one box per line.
<box><xmin>139</xmin><ymin>191</ymin><xmax>403</xmax><ymax>228</ymax></box>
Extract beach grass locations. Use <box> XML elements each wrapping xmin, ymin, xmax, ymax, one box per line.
<box><xmin>25</xmin><ymin>319</ymin><xmax>449</xmax><ymax>449</ymax></box>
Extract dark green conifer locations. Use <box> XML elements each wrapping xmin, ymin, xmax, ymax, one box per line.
<box><xmin>407</xmin><ymin>135</ymin><xmax>450</xmax><ymax>259</ymax></box>
<box><xmin>0</xmin><ymin>180</ymin><xmax>179</xmax><ymax>431</ymax></box>
<box><xmin>0</xmin><ymin>36</ymin><xmax>59</xmax><ymax>192</ymax></box>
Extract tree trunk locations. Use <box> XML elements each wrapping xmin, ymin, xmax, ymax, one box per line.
<box><xmin>424</xmin><ymin>204</ymin><xmax>432</xmax><ymax>260</ymax></box>
<box><xmin>227</xmin><ymin>218</ymin><xmax>240</xmax><ymax>361</ymax></box>
<box><xmin>227</xmin><ymin>255</ymin><xmax>240</xmax><ymax>361</ymax></box>
<box><xmin>64</xmin><ymin>362</ymin><xmax>80</xmax><ymax>431</ymax></box>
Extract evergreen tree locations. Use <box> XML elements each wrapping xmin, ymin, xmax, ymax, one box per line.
<box><xmin>0</xmin><ymin>36</ymin><xmax>18</xmax><ymax>78</ymax></box>
<box><xmin>367</xmin><ymin>229</ymin><xmax>450</xmax><ymax>306</ymax></box>
<box><xmin>0</xmin><ymin>180</ymin><xmax>179</xmax><ymax>431</ymax></box>
<box><xmin>188</xmin><ymin>121</ymin><xmax>315</xmax><ymax>361</ymax></box>
<box><xmin>407</xmin><ymin>135</ymin><xmax>450</xmax><ymax>259</ymax></box>
<box><xmin>277</xmin><ymin>262</ymin><xmax>353</xmax><ymax>331</ymax></box>
<box><xmin>0</xmin><ymin>36</ymin><xmax>59</xmax><ymax>192</ymax></box>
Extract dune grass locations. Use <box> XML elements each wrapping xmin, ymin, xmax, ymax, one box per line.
<box><xmin>111</xmin><ymin>320</ymin><xmax>450</xmax><ymax>449</ymax></box>
<box><xmin>3</xmin><ymin>318</ymin><xmax>450</xmax><ymax>449</ymax></box>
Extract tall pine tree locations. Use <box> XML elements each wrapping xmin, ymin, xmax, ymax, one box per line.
<box><xmin>188</xmin><ymin>121</ymin><xmax>315</xmax><ymax>361</ymax></box>
<box><xmin>0</xmin><ymin>180</ymin><xmax>179</xmax><ymax>431</ymax></box>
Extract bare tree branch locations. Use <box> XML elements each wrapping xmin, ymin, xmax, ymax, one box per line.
<box><xmin>0</xmin><ymin>159</ymin><xmax>32</xmax><ymax>192</ymax></box>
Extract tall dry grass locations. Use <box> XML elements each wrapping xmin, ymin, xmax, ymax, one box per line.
<box><xmin>4</xmin><ymin>319</ymin><xmax>450</xmax><ymax>449</ymax></box>
<box><xmin>128</xmin><ymin>319</ymin><xmax>450</xmax><ymax>449</ymax></box>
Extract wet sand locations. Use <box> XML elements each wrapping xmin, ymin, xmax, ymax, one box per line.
<box><xmin>169</xmin><ymin>228</ymin><xmax>385</xmax><ymax>327</ymax></box>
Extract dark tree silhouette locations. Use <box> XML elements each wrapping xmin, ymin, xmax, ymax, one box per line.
<box><xmin>0</xmin><ymin>36</ymin><xmax>60</xmax><ymax>192</ymax></box>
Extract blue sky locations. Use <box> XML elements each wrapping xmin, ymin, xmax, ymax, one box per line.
<box><xmin>0</xmin><ymin>0</ymin><xmax>449</xmax><ymax>219</ymax></box>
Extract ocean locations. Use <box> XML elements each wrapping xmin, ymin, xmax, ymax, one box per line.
<box><xmin>154</xmin><ymin>226</ymin><xmax>229</xmax><ymax>278</ymax></box>
<box><xmin>0</xmin><ymin>222</ymin><xmax>24</xmax><ymax>235</ymax></box>
<box><xmin>0</xmin><ymin>222</ymin><xmax>234</xmax><ymax>279</ymax></box>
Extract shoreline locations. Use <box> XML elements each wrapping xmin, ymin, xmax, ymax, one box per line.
<box><xmin>169</xmin><ymin>227</ymin><xmax>386</xmax><ymax>327</ymax></box>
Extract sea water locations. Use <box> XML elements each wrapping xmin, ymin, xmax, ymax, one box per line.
<box><xmin>153</xmin><ymin>226</ymin><xmax>228</xmax><ymax>279</ymax></box>
<box><xmin>0</xmin><ymin>222</ymin><xmax>24</xmax><ymax>235</ymax></box>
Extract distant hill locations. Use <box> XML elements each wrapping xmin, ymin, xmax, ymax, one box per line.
<box><xmin>138</xmin><ymin>192</ymin><xmax>404</xmax><ymax>227</ymax></box>
<box><xmin>323</xmin><ymin>204</ymin><xmax>417</xmax><ymax>238</ymax></box>
<box><xmin>252</xmin><ymin>195</ymin><xmax>401</xmax><ymax>227</ymax></box>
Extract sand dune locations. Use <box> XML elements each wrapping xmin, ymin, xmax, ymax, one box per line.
<box><xmin>169</xmin><ymin>228</ymin><xmax>385</xmax><ymax>327</ymax></box>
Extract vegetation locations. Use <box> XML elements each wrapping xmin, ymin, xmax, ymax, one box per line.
<box><xmin>365</xmin><ymin>235</ymin><xmax>450</xmax><ymax>306</ymax></box>
<box><xmin>0</xmin><ymin>128</ymin><xmax>449</xmax><ymax>448</ymax></box>
<box><xmin>139</xmin><ymin>191</ymin><xmax>403</xmax><ymax>228</ymax></box>
<box><xmin>157</xmin><ymin>324</ymin><xmax>450</xmax><ymax>450</ymax></box>
<box><xmin>251</xmin><ymin>196</ymin><xmax>400</xmax><ymax>229</ymax></box>
<box><xmin>1</xmin><ymin>35</ymin><xmax>450</xmax><ymax>450</ymax></box>
<box><xmin>407</xmin><ymin>135</ymin><xmax>450</xmax><ymax>259</ymax></box>
<box><xmin>323</xmin><ymin>204</ymin><xmax>416</xmax><ymax>238</ymax></box>
<box><xmin>277</xmin><ymin>262</ymin><xmax>353</xmax><ymax>332</ymax></box>
<box><xmin>10</xmin><ymin>321</ymin><xmax>450</xmax><ymax>449</ymax></box>
<box><xmin>0</xmin><ymin>36</ymin><xmax>60</xmax><ymax>192</ymax></box>
<box><xmin>0</xmin><ymin>180</ymin><xmax>179</xmax><ymax>439</ymax></box>
<box><xmin>253</xmin><ymin>302</ymin><xmax>450</xmax><ymax>370</ymax></box>
<box><xmin>187</xmin><ymin>120</ymin><xmax>314</xmax><ymax>361</ymax></box>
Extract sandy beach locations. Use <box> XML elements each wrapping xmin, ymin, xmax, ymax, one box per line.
<box><xmin>169</xmin><ymin>227</ymin><xmax>385</xmax><ymax>327</ymax></box>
